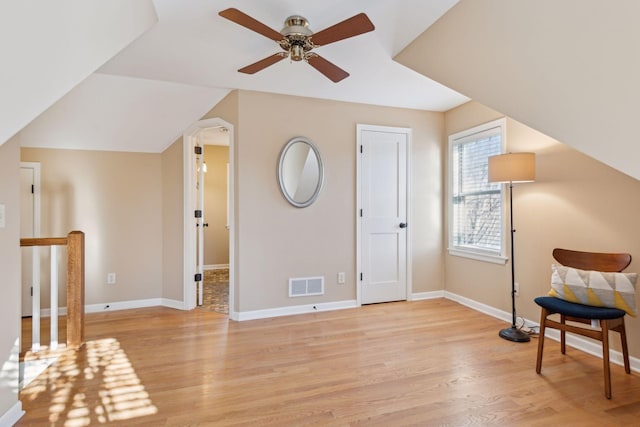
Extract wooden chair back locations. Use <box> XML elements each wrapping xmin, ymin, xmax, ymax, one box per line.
<box><xmin>552</xmin><ymin>248</ymin><xmax>631</xmax><ymax>273</ymax></box>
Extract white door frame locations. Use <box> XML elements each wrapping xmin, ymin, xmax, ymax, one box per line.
<box><xmin>355</xmin><ymin>124</ymin><xmax>412</xmax><ymax>305</ymax></box>
<box><xmin>20</xmin><ymin>162</ymin><xmax>41</xmax><ymax>318</ymax></box>
<box><xmin>20</xmin><ymin>162</ymin><xmax>41</xmax><ymax>236</ymax></box>
<box><xmin>183</xmin><ymin>118</ymin><xmax>235</xmax><ymax>318</ymax></box>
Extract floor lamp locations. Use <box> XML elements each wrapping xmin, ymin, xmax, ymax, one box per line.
<box><xmin>488</xmin><ymin>152</ymin><xmax>536</xmax><ymax>343</ymax></box>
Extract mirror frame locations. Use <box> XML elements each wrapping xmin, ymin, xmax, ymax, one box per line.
<box><xmin>277</xmin><ymin>136</ymin><xmax>324</xmax><ymax>208</ymax></box>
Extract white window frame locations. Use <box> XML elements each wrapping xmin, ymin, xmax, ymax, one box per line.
<box><xmin>447</xmin><ymin>118</ymin><xmax>507</xmax><ymax>264</ymax></box>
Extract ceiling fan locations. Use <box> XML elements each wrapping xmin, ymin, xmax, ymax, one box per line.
<box><xmin>219</xmin><ymin>8</ymin><xmax>375</xmax><ymax>83</ymax></box>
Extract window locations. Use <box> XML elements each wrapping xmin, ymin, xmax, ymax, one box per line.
<box><xmin>448</xmin><ymin>118</ymin><xmax>506</xmax><ymax>263</ymax></box>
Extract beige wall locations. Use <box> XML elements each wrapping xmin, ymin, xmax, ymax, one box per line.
<box><xmin>444</xmin><ymin>101</ymin><xmax>640</xmax><ymax>358</ymax></box>
<box><xmin>21</xmin><ymin>148</ymin><xmax>163</xmax><ymax>305</ymax></box>
<box><xmin>203</xmin><ymin>145</ymin><xmax>229</xmax><ymax>265</ymax></box>
<box><xmin>0</xmin><ymin>135</ymin><xmax>21</xmax><ymax>418</ymax></box>
<box><xmin>225</xmin><ymin>90</ymin><xmax>443</xmax><ymax>312</ymax></box>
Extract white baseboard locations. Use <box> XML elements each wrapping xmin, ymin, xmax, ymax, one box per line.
<box><xmin>86</xmin><ymin>298</ymin><xmax>163</xmax><ymax>313</ymax></box>
<box><xmin>38</xmin><ymin>298</ymin><xmax>186</xmax><ymax>316</ymax></box>
<box><xmin>204</xmin><ymin>264</ymin><xmax>229</xmax><ymax>270</ymax></box>
<box><xmin>411</xmin><ymin>290</ymin><xmax>445</xmax><ymax>301</ymax></box>
<box><xmin>235</xmin><ymin>300</ymin><xmax>358</xmax><ymax>321</ymax></box>
<box><xmin>0</xmin><ymin>401</ymin><xmax>24</xmax><ymax>427</ymax></box>
<box><xmin>161</xmin><ymin>298</ymin><xmax>186</xmax><ymax>310</ymax></box>
<box><xmin>443</xmin><ymin>291</ymin><xmax>640</xmax><ymax>373</ymax></box>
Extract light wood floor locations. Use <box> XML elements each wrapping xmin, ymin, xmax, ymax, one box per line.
<box><xmin>17</xmin><ymin>299</ymin><xmax>640</xmax><ymax>426</ymax></box>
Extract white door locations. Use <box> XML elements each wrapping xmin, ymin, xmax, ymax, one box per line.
<box><xmin>20</xmin><ymin>163</ymin><xmax>40</xmax><ymax>317</ymax></box>
<box><xmin>359</xmin><ymin>127</ymin><xmax>409</xmax><ymax>304</ymax></box>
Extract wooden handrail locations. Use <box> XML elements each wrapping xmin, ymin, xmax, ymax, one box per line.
<box><xmin>20</xmin><ymin>231</ymin><xmax>85</xmax><ymax>350</ymax></box>
<box><xmin>20</xmin><ymin>237</ymin><xmax>68</xmax><ymax>247</ymax></box>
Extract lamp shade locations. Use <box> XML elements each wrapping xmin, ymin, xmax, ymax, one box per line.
<box><xmin>488</xmin><ymin>152</ymin><xmax>535</xmax><ymax>183</ymax></box>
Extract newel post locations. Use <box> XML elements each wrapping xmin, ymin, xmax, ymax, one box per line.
<box><xmin>66</xmin><ymin>230</ymin><xmax>85</xmax><ymax>349</ymax></box>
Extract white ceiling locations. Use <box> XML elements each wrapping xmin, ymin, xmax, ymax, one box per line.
<box><xmin>20</xmin><ymin>0</ymin><xmax>468</xmax><ymax>153</ymax></box>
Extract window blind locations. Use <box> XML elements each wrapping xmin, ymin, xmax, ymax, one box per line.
<box><xmin>451</xmin><ymin>127</ymin><xmax>503</xmax><ymax>254</ymax></box>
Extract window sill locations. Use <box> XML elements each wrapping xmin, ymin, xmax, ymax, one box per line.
<box><xmin>447</xmin><ymin>248</ymin><xmax>508</xmax><ymax>265</ymax></box>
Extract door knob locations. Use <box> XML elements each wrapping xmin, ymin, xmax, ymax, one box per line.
<box><xmin>399</xmin><ymin>222</ymin><xmax>407</xmax><ymax>228</ymax></box>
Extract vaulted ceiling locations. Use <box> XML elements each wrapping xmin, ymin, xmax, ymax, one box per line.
<box><xmin>4</xmin><ymin>0</ymin><xmax>468</xmax><ymax>153</ymax></box>
<box><xmin>396</xmin><ymin>0</ymin><xmax>640</xmax><ymax>180</ymax></box>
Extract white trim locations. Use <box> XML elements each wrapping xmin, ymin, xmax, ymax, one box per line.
<box><xmin>410</xmin><ymin>290</ymin><xmax>445</xmax><ymax>301</ymax></box>
<box><xmin>443</xmin><ymin>291</ymin><xmax>640</xmax><ymax>373</ymax></box>
<box><xmin>447</xmin><ymin>248</ymin><xmax>508</xmax><ymax>265</ymax></box>
<box><xmin>20</xmin><ymin>162</ymin><xmax>41</xmax><ymax>237</ymax></box>
<box><xmin>204</xmin><ymin>264</ymin><xmax>229</xmax><ymax>270</ymax></box>
<box><xmin>88</xmin><ymin>298</ymin><xmax>185</xmax><ymax>313</ymax></box>
<box><xmin>86</xmin><ymin>299</ymin><xmax>163</xmax><ymax>313</ymax></box>
<box><xmin>20</xmin><ymin>162</ymin><xmax>41</xmax><ymax>348</ymax></box>
<box><xmin>0</xmin><ymin>402</ymin><xmax>24</xmax><ymax>426</ymax></box>
<box><xmin>235</xmin><ymin>300</ymin><xmax>358</xmax><ymax>321</ymax></box>
<box><xmin>161</xmin><ymin>298</ymin><xmax>185</xmax><ymax>310</ymax></box>
<box><xmin>356</xmin><ymin>124</ymin><xmax>412</xmax><ymax>306</ymax></box>
<box><xmin>183</xmin><ymin>118</ymin><xmax>235</xmax><ymax>313</ymax></box>
<box><xmin>444</xmin><ymin>291</ymin><xmax>517</xmax><ymax>326</ymax></box>
<box><xmin>39</xmin><ymin>298</ymin><xmax>185</xmax><ymax>316</ymax></box>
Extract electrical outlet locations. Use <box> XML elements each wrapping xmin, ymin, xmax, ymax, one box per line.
<box><xmin>337</xmin><ymin>272</ymin><xmax>346</xmax><ymax>284</ymax></box>
<box><xmin>514</xmin><ymin>282</ymin><xmax>520</xmax><ymax>296</ymax></box>
<box><xmin>107</xmin><ymin>273</ymin><xmax>116</xmax><ymax>285</ymax></box>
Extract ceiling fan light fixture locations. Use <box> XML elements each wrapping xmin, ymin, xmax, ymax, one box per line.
<box><xmin>290</xmin><ymin>44</ymin><xmax>306</xmax><ymax>61</ymax></box>
<box><xmin>281</xmin><ymin>16</ymin><xmax>312</xmax><ymax>37</ymax></box>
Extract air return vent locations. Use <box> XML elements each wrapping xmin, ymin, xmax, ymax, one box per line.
<box><xmin>289</xmin><ymin>276</ymin><xmax>324</xmax><ymax>297</ymax></box>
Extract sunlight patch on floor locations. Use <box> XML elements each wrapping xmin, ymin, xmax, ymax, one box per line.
<box><xmin>20</xmin><ymin>338</ymin><xmax>158</xmax><ymax>425</ymax></box>
<box><xmin>20</xmin><ymin>357</ymin><xmax>58</xmax><ymax>390</ymax></box>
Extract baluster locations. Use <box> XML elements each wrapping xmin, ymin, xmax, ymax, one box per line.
<box><xmin>50</xmin><ymin>245</ymin><xmax>58</xmax><ymax>350</ymax></box>
<box><xmin>32</xmin><ymin>245</ymin><xmax>40</xmax><ymax>352</ymax></box>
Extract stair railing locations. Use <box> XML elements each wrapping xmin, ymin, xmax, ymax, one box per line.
<box><xmin>20</xmin><ymin>231</ymin><xmax>85</xmax><ymax>351</ymax></box>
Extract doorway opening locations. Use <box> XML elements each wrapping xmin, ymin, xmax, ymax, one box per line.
<box><xmin>182</xmin><ymin>118</ymin><xmax>234</xmax><ymax>317</ymax></box>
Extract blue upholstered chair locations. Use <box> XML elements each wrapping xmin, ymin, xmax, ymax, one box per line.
<box><xmin>534</xmin><ymin>248</ymin><xmax>632</xmax><ymax>399</ymax></box>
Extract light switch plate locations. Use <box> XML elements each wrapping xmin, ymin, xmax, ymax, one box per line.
<box><xmin>0</xmin><ymin>204</ymin><xmax>5</xmax><ymax>229</ymax></box>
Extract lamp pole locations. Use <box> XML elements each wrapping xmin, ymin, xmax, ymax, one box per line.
<box><xmin>499</xmin><ymin>181</ymin><xmax>530</xmax><ymax>342</ymax></box>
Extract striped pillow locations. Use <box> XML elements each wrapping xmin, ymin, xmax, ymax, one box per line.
<box><xmin>548</xmin><ymin>264</ymin><xmax>637</xmax><ymax>316</ymax></box>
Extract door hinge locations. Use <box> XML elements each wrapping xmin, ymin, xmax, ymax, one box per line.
<box><xmin>194</xmin><ymin>273</ymin><xmax>202</xmax><ymax>282</ymax></box>
<box><xmin>360</xmin><ymin>273</ymin><xmax>363</xmax><ymax>281</ymax></box>
<box><xmin>30</xmin><ymin>286</ymin><xmax>33</xmax><ymax>296</ymax></box>
<box><xmin>31</xmin><ymin>185</ymin><xmax>34</xmax><ymax>194</ymax></box>
<box><xmin>194</xmin><ymin>146</ymin><xmax>202</xmax><ymax>155</ymax></box>
<box><xmin>360</xmin><ymin>145</ymin><xmax>363</xmax><ymax>153</ymax></box>
<box><xmin>194</xmin><ymin>210</ymin><xmax>202</xmax><ymax>218</ymax></box>
<box><xmin>360</xmin><ymin>209</ymin><xmax>363</xmax><ymax>217</ymax></box>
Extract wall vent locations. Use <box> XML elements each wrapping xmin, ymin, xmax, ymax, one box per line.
<box><xmin>289</xmin><ymin>276</ymin><xmax>324</xmax><ymax>297</ymax></box>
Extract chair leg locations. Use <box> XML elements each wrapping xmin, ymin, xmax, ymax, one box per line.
<box><xmin>601</xmin><ymin>319</ymin><xmax>612</xmax><ymax>399</ymax></box>
<box><xmin>560</xmin><ymin>314</ymin><xmax>566</xmax><ymax>354</ymax></box>
<box><xmin>619</xmin><ymin>320</ymin><xmax>631</xmax><ymax>374</ymax></box>
<box><xmin>536</xmin><ymin>308</ymin><xmax>548</xmax><ymax>374</ymax></box>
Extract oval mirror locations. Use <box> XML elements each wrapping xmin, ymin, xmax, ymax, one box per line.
<box><xmin>277</xmin><ymin>136</ymin><xmax>324</xmax><ymax>208</ymax></box>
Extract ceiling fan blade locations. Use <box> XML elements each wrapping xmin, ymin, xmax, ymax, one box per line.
<box><xmin>306</xmin><ymin>55</ymin><xmax>349</xmax><ymax>83</ymax></box>
<box><xmin>311</xmin><ymin>13</ymin><xmax>375</xmax><ymax>46</ymax></box>
<box><xmin>238</xmin><ymin>53</ymin><xmax>287</xmax><ymax>74</ymax></box>
<box><xmin>219</xmin><ymin>8</ymin><xmax>283</xmax><ymax>42</ymax></box>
